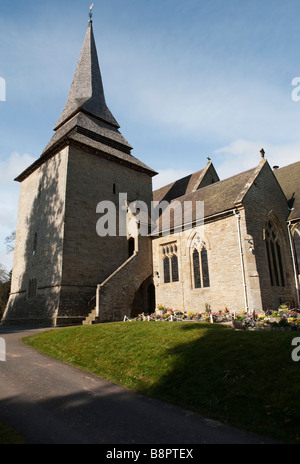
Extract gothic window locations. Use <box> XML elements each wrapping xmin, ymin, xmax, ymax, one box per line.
<box><xmin>201</xmin><ymin>247</ymin><xmax>210</xmax><ymax>287</ymax></box>
<box><xmin>192</xmin><ymin>242</ymin><xmax>210</xmax><ymax>289</ymax></box>
<box><xmin>162</xmin><ymin>243</ymin><xmax>179</xmax><ymax>283</ymax></box>
<box><xmin>292</xmin><ymin>225</ymin><xmax>300</xmax><ymax>276</ymax></box>
<box><xmin>265</xmin><ymin>220</ymin><xmax>285</xmax><ymax>287</ymax></box>
<box><xmin>171</xmin><ymin>254</ymin><xmax>179</xmax><ymax>282</ymax></box>
<box><xmin>193</xmin><ymin>249</ymin><xmax>201</xmax><ymax>288</ymax></box>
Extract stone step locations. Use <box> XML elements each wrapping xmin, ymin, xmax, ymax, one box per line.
<box><xmin>82</xmin><ymin>308</ymin><xmax>99</xmax><ymax>325</ymax></box>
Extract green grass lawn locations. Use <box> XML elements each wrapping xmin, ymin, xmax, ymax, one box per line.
<box><xmin>23</xmin><ymin>321</ymin><xmax>300</xmax><ymax>443</ymax></box>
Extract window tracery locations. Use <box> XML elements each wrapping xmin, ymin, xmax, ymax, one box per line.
<box><xmin>191</xmin><ymin>236</ymin><xmax>210</xmax><ymax>289</ymax></box>
<box><xmin>162</xmin><ymin>243</ymin><xmax>179</xmax><ymax>283</ymax></box>
<box><xmin>265</xmin><ymin>220</ymin><xmax>285</xmax><ymax>287</ymax></box>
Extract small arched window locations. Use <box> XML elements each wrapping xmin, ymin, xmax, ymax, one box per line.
<box><xmin>163</xmin><ymin>255</ymin><xmax>171</xmax><ymax>283</ymax></box>
<box><xmin>265</xmin><ymin>220</ymin><xmax>285</xmax><ymax>287</ymax></box>
<box><xmin>161</xmin><ymin>243</ymin><xmax>179</xmax><ymax>283</ymax></box>
<box><xmin>171</xmin><ymin>254</ymin><xmax>179</xmax><ymax>282</ymax></box>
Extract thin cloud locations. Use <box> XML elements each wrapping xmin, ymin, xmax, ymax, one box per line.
<box><xmin>214</xmin><ymin>139</ymin><xmax>300</xmax><ymax>179</ymax></box>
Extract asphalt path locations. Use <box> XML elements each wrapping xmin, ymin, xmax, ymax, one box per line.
<box><xmin>0</xmin><ymin>325</ymin><xmax>279</xmax><ymax>445</ymax></box>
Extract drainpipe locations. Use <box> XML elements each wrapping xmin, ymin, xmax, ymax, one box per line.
<box><xmin>234</xmin><ymin>209</ymin><xmax>249</xmax><ymax>313</ymax></box>
<box><xmin>96</xmin><ymin>284</ymin><xmax>101</xmax><ymax>318</ymax></box>
<box><xmin>287</xmin><ymin>221</ymin><xmax>300</xmax><ymax>307</ymax></box>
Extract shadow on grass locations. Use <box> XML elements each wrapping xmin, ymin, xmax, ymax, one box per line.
<box><xmin>138</xmin><ymin>323</ymin><xmax>299</xmax><ymax>444</ymax></box>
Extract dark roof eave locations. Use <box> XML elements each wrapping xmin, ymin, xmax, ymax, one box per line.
<box><xmin>14</xmin><ymin>139</ymin><xmax>69</xmax><ymax>182</ymax></box>
<box><xmin>15</xmin><ymin>136</ymin><xmax>157</xmax><ymax>183</ymax></box>
<box><xmin>54</xmin><ymin>107</ymin><xmax>121</xmax><ymax>132</ymax></box>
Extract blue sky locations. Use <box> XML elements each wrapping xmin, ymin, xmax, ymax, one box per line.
<box><xmin>1</xmin><ymin>0</ymin><xmax>300</xmax><ymax>270</ymax></box>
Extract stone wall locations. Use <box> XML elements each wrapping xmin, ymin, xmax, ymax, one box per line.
<box><xmin>3</xmin><ymin>142</ymin><xmax>154</xmax><ymax>326</ymax></box>
<box><xmin>2</xmin><ymin>148</ymin><xmax>68</xmax><ymax>325</ymax></box>
<box><xmin>242</xmin><ymin>162</ymin><xmax>297</xmax><ymax>311</ymax></box>
<box><xmin>96</xmin><ymin>237</ymin><xmax>153</xmax><ymax>322</ymax></box>
<box><xmin>55</xmin><ymin>144</ymin><xmax>154</xmax><ymax>323</ymax></box>
<box><xmin>152</xmin><ymin>211</ymin><xmax>249</xmax><ymax>315</ymax></box>
<box><xmin>152</xmin><ymin>162</ymin><xmax>298</xmax><ymax>316</ymax></box>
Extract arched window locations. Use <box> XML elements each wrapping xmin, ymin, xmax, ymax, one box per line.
<box><xmin>171</xmin><ymin>254</ymin><xmax>179</xmax><ymax>282</ymax></box>
<box><xmin>193</xmin><ymin>249</ymin><xmax>201</xmax><ymax>288</ymax></box>
<box><xmin>292</xmin><ymin>225</ymin><xmax>300</xmax><ymax>276</ymax></box>
<box><xmin>265</xmin><ymin>220</ymin><xmax>285</xmax><ymax>287</ymax></box>
<box><xmin>161</xmin><ymin>243</ymin><xmax>179</xmax><ymax>283</ymax></box>
<box><xmin>201</xmin><ymin>247</ymin><xmax>210</xmax><ymax>287</ymax></box>
<box><xmin>163</xmin><ymin>255</ymin><xmax>171</xmax><ymax>283</ymax></box>
<box><xmin>192</xmin><ymin>243</ymin><xmax>210</xmax><ymax>289</ymax></box>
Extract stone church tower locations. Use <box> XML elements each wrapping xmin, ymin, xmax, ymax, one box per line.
<box><xmin>3</xmin><ymin>18</ymin><xmax>157</xmax><ymax>326</ymax></box>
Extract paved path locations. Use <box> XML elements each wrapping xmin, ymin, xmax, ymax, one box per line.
<box><xmin>0</xmin><ymin>326</ymin><xmax>279</xmax><ymax>445</ymax></box>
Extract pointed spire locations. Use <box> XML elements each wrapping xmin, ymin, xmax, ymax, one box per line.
<box><xmin>54</xmin><ymin>19</ymin><xmax>119</xmax><ymax>131</ymax></box>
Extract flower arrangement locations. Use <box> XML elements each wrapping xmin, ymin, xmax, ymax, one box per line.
<box><xmin>125</xmin><ymin>305</ymin><xmax>300</xmax><ymax>330</ymax></box>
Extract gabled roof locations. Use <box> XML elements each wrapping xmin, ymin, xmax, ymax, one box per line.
<box><xmin>274</xmin><ymin>161</ymin><xmax>300</xmax><ymax>222</ymax></box>
<box><xmin>152</xmin><ymin>160</ymin><xmax>266</xmax><ymax>234</ymax></box>
<box><xmin>153</xmin><ymin>161</ymin><xmax>219</xmax><ymax>203</ymax></box>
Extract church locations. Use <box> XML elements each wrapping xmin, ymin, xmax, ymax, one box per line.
<box><xmin>2</xmin><ymin>16</ymin><xmax>300</xmax><ymax>326</ymax></box>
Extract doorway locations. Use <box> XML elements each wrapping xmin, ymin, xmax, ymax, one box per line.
<box><xmin>128</xmin><ymin>237</ymin><xmax>135</xmax><ymax>257</ymax></box>
<box><xmin>147</xmin><ymin>283</ymin><xmax>156</xmax><ymax>315</ymax></box>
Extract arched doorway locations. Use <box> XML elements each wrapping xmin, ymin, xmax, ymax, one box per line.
<box><xmin>131</xmin><ymin>278</ymin><xmax>156</xmax><ymax>317</ymax></box>
<box><xmin>128</xmin><ymin>237</ymin><xmax>135</xmax><ymax>257</ymax></box>
<box><xmin>147</xmin><ymin>283</ymin><xmax>156</xmax><ymax>315</ymax></box>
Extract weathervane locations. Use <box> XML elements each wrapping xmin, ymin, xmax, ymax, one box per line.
<box><xmin>89</xmin><ymin>3</ymin><xmax>94</xmax><ymax>21</ymax></box>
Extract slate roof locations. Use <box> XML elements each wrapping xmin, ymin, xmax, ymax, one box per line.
<box><xmin>153</xmin><ymin>162</ymin><xmax>219</xmax><ymax>203</ymax></box>
<box><xmin>153</xmin><ymin>162</ymin><xmax>264</xmax><ymax>234</ymax></box>
<box><xmin>274</xmin><ymin>161</ymin><xmax>300</xmax><ymax>221</ymax></box>
<box><xmin>154</xmin><ymin>169</ymin><xmax>205</xmax><ymax>203</ymax></box>
<box><xmin>54</xmin><ymin>20</ymin><xmax>119</xmax><ymax>131</ymax></box>
<box><xmin>15</xmin><ymin>20</ymin><xmax>157</xmax><ymax>182</ymax></box>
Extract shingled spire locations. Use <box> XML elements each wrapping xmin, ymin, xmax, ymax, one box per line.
<box><xmin>15</xmin><ymin>15</ymin><xmax>157</xmax><ymax>182</ymax></box>
<box><xmin>54</xmin><ymin>19</ymin><xmax>119</xmax><ymax>130</ymax></box>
